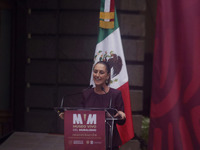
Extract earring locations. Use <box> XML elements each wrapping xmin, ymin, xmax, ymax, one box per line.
<box><xmin>106</xmin><ymin>80</ymin><xmax>109</xmax><ymax>85</ymax></box>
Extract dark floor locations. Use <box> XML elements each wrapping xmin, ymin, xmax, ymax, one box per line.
<box><xmin>0</xmin><ymin>132</ymin><xmax>141</xmax><ymax>150</ymax></box>
<box><xmin>0</xmin><ymin>132</ymin><xmax>64</xmax><ymax>150</ymax></box>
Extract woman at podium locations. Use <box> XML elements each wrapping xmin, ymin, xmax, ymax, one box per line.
<box><xmin>81</xmin><ymin>61</ymin><xmax>126</xmax><ymax>150</ymax></box>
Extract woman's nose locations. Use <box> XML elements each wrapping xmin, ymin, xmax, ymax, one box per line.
<box><xmin>96</xmin><ymin>72</ymin><xmax>100</xmax><ymax>76</ymax></box>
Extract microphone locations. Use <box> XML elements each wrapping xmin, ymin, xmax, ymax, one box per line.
<box><xmin>101</xmin><ymin>87</ymin><xmax>112</xmax><ymax>108</ymax></box>
<box><xmin>109</xmin><ymin>97</ymin><xmax>112</xmax><ymax>108</ymax></box>
<box><xmin>60</xmin><ymin>85</ymin><xmax>93</xmax><ymax>108</ymax></box>
<box><xmin>83</xmin><ymin>85</ymin><xmax>93</xmax><ymax>92</ymax></box>
<box><xmin>101</xmin><ymin>87</ymin><xmax>107</xmax><ymax>94</ymax></box>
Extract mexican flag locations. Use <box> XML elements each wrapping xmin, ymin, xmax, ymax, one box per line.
<box><xmin>90</xmin><ymin>0</ymin><xmax>134</xmax><ymax>144</ymax></box>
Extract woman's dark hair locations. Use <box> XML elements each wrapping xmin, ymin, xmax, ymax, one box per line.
<box><xmin>93</xmin><ymin>61</ymin><xmax>111</xmax><ymax>85</ymax></box>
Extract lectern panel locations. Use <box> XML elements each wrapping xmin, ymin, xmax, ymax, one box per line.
<box><xmin>64</xmin><ymin>110</ymin><xmax>105</xmax><ymax>150</ymax></box>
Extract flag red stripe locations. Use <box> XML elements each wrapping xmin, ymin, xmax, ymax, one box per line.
<box><xmin>117</xmin><ymin>82</ymin><xmax>134</xmax><ymax>144</ymax></box>
<box><xmin>110</xmin><ymin>0</ymin><xmax>115</xmax><ymax>12</ymax></box>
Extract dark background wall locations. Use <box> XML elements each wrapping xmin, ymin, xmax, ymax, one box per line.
<box><xmin>0</xmin><ymin>0</ymin><xmax>157</xmax><ymax>148</ymax></box>
<box><xmin>0</xmin><ymin>0</ymin><xmax>14</xmax><ymax>142</ymax></box>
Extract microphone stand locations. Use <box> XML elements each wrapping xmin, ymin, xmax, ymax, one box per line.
<box><xmin>101</xmin><ymin>87</ymin><xmax>114</xmax><ymax>150</ymax></box>
<box><xmin>101</xmin><ymin>87</ymin><xmax>112</xmax><ymax>108</ymax></box>
<box><xmin>58</xmin><ymin>85</ymin><xmax>93</xmax><ymax>113</ymax></box>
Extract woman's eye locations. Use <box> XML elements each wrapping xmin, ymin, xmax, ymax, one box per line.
<box><xmin>100</xmin><ymin>71</ymin><xmax>105</xmax><ymax>74</ymax></box>
<box><xmin>93</xmin><ymin>70</ymin><xmax>98</xmax><ymax>73</ymax></box>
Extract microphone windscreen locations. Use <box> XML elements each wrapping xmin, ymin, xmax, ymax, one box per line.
<box><xmin>101</xmin><ymin>87</ymin><xmax>104</xmax><ymax>91</ymax></box>
<box><xmin>101</xmin><ymin>87</ymin><xmax>107</xmax><ymax>94</ymax></box>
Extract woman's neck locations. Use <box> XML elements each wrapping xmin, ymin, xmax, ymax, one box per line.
<box><xmin>95</xmin><ymin>85</ymin><xmax>109</xmax><ymax>94</ymax></box>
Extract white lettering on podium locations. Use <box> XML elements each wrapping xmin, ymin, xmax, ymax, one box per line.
<box><xmin>86</xmin><ymin>114</ymin><xmax>96</xmax><ymax>124</ymax></box>
<box><xmin>73</xmin><ymin>114</ymin><xmax>97</xmax><ymax>125</ymax></box>
<box><xmin>73</xmin><ymin>114</ymin><xmax>83</xmax><ymax>124</ymax></box>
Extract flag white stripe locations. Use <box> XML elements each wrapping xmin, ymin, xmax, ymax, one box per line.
<box><xmin>104</xmin><ymin>0</ymin><xmax>111</xmax><ymax>12</ymax></box>
<box><xmin>104</xmin><ymin>0</ymin><xmax>111</xmax><ymax>22</ymax></box>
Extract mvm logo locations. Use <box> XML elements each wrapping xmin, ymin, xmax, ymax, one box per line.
<box><xmin>73</xmin><ymin>114</ymin><xmax>96</xmax><ymax>125</ymax></box>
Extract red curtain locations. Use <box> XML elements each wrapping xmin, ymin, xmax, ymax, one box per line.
<box><xmin>148</xmin><ymin>0</ymin><xmax>200</xmax><ymax>150</ymax></box>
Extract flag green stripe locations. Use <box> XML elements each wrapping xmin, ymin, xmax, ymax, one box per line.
<box><xmin>97</xmin><ymin>10</ymin><xmax>119</xmax><ymax>43</ymax></box>
<box><xmin>100</xmin><ymin>0</ymin><xmax>105</xmax><ymax>12</ymax></box>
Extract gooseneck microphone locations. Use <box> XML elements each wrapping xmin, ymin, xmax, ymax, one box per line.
<box><xmin>83</xmin><ymin>85</ymin><xmax>93</xmax><ymax>92</ymax></box>
<box><xmin>60</xmin><ymin>85</ymin><xmax>93</xmax><ymax>108</ymax></box>
<box><xmin>101</xmin><ymin>87</ymin><xmax>107</xmax><ymax>94</ymax></box>
<box><xmin>109</xmin><ymin>96</ymin><xmax>112</xmax><ymax>108</ymax></box>
<box><xmin>101</xmin><ymin>87</ymin><xmax>112</xmax><ymax>108</ymax></box>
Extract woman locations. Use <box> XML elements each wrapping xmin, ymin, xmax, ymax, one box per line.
<box><xmin>59</xmin><ymin>61</ymin><xmax>126</xmax><ymax>149</ymax></box>
<box><xmin>81</xmin><ymin>61</ymin><xmax>126</xmax><ymax>150</ymax></box>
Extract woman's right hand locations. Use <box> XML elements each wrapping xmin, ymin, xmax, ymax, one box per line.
<box><xmin>114</xmin><ymin>111</ymin><xmax>126</xmax><ymax>120</ymax></box>
<box><xmin>59</xmin><ymin>112</ymin><xmax>64</xmax><ymax>119</ymax></box>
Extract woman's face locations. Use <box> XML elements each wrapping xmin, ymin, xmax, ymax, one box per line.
<box><xmin>93</xmin><ymin>63</ymin><xmax>109</xmax><ymax>87</ymax></box>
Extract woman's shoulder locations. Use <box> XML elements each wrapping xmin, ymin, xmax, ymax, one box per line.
<box><xmin>109</xmin><ymin>87</ymin><xmax>121</xmax><ymax>95</ymax></box>
<box><xmin>82</xmin><ymin>88</ymin><xmax>94</xmax><ymax>96</ymax></box>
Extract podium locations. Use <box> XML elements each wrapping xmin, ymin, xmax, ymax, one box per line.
<box><xmin>55</xmin><ymin>107</ymin><xmax>122</xmax><ymax>150</ymax></box>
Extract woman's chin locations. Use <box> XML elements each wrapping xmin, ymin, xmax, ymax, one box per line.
<box><xmin>94</xmin><ymin>82</ymin><xmax>104</xmax><ymax>87</ymax></box>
